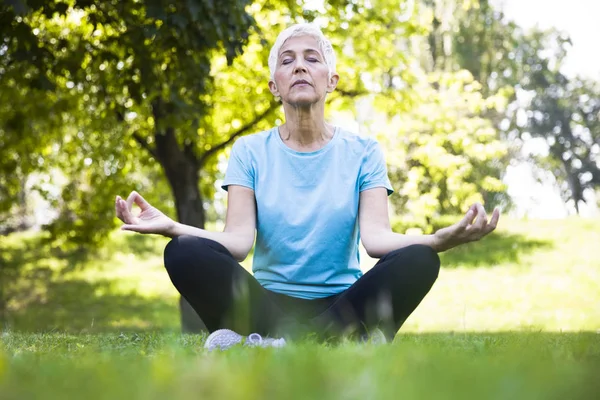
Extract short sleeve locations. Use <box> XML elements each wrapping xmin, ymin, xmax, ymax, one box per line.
<box><xmin>221</xmin><ymin>138</ymin><xmax>255</xmax><ymax>191</ymax></box>
<box><xmin>359</xmin><ymin>140</ymin><xmax>394</xmax><ymax>195</ymax></box>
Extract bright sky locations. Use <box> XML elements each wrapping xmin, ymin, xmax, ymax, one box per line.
<box><xmin>493</xmin><ymin>0</ymin><xmax>600</xmax><ymax>80</ymax></box>
<box><xmin>491</xmin><ymin>0</ymin><xmax>600</xmax><ymax>218</ymax></box>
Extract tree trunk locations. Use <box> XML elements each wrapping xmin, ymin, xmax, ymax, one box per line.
<box><xmin>169</xmin><ymin>163</ymin><xmax>208</xmax><ymax>333</ymax></box>
<box><xmin>152</xmin><ymin>100</ymin><xmax>208</xmax><ymax>333</ymax></box>
<box><xmin>0</xmin><ymin>269</ymin><xmax>6</xmax><ymax>328</ymax></box>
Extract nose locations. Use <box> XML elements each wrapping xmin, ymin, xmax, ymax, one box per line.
<box><xmin>293</xmin><ymin>59</ymin><xmax>307</xmax><ymax>74</ymax></box>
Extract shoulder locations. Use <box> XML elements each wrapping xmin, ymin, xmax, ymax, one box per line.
<box><xmin>229</xmin><ymin>128</ymin><xmax>277</xmax><ymax>161</ymax></box>
<box><xmin>235</xmin><ymin>127</ymin><xmax>277</xmax><ymax>148</ymax></box>
<box><xmin>335</xmin><ymin>128</ymin><xmax>382</xmax><ymax>154</ymax></box>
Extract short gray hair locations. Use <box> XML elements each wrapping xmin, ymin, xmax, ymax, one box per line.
<box><xmin>268</xmin><ymin>23</ymin><xmax>337</xmax><ymax>80</ymax></box>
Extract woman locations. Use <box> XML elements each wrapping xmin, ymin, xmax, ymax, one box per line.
<box><xmin>115</xmin><ymin>23</ymin><xmax>499</xmax><ymax>348</ymax></box>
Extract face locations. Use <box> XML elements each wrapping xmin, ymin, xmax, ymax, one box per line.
<box><xmin>269</xmin><ymin>35</ymin><xmax>339</xmax><ymax>107</ymax></box>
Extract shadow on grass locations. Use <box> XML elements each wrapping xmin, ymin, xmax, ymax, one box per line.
<box><xmin>1</xmin><ymin>233</ymin><xmax>178</xmax><ymax>333</ymax></box>
<box><xmin>439</xmin><ymin>231</ymin><xmax>554</xmax><ymax>268</ymax></box>
<box><xmin>6</xmin><ymin>278</ymin><xmax>180</xmax><ymax>333</ymax></box>
<box><xmin>110</xmin><ymin>233</ymin><xmax>168</xmax><ymax>261</ymax></box>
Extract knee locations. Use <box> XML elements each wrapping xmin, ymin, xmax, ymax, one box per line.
<box><xmin>409</xmin><ymin>244</ymin><xmax>440</xmax><ymax>280</ymax></box>
<box><xmin>163</xmin><ymin>235</ymin><xmax>216</xmax><ymax>272</ymax></box>
<box><xmin>388</xmin><ymin>244</ymin><xmax>440</xmax><ymax>280</ymax></box>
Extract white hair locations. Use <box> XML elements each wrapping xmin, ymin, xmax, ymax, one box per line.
<box><xmin>268</xmin><ymin>23</ymin><xmax>337</xmax><ymax>80</ymax></box>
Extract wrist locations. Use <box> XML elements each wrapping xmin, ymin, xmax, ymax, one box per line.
<box><xmin>164</xmin><ymin>221</ymin><xmax>179</xmax><ymax>238</ymax></box>
<box><xmin>430</xmin><ymin>232</ymin><xmax>447</xmax><ymax>252</ymax></box>
<box><xmin>429</xmin><ymin>233</ymin><xmax>440</xmax><ymax>252</ymax></box>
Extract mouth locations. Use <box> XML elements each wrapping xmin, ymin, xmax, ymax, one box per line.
<box><xmin>292</xmin><ymin>79</ymin><xmax>311</xmax><ymax>87</ymax></box>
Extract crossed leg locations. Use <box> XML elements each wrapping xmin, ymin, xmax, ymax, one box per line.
<box><xmin>163</xmin><ymin>236</ymin><xmax>439</xmax><ymax>341</ymax></box>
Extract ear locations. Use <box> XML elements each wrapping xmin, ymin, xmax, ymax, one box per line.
<box><xmin>326</xmin><ymin>73</ymin><xmax>340</xmax><ymax>93</ymax></box>
<box><xmin>268</xmin><ymin>80</ymin><xmax>279</xmax><ymax>97</ymax></box>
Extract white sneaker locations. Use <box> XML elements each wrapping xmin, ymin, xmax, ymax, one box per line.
<box><xmin>364</xmin><ymin>328</ymin><xmax>388</xmax><ymax>344</ymax></box>
<box><xmin>204</xmin><ymin>329</ymin><xmax>287</xmax><ymax>351</ymax></box>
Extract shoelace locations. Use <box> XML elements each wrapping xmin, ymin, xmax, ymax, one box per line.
<box><xmin>247</xmin><ymin>333</ymin><xmax>264</xmax><ymax>344</ymax></box>
<box><xmin>246</xmin><ymin>333</ymin><xmax>287</xmax><ymax>347</ymax></box>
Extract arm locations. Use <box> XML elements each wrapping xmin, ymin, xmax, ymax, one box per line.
<box><xmin>116</xmin><ymin>186</ymin><xmax>256</xmax><ymax>262</ymax></box>
<box><xmin>358</xmin><ymin>187</ymin><xmax>500</xmax><ymax>257</ymax></box>
<box><xmin>168</xmin><ymin>185</ymin><xmax>256</xmax><ymax>261</ymax></box>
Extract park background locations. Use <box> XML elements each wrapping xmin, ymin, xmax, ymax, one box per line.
<box><xmin>1</xmin><ymin>0</ymin><xmax>599</xmax><ymax>399</ymax></box>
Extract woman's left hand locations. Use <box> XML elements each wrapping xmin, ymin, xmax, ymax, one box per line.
<box><xmin>433</xmin><ymin>203</ymin><xmax>500</xmax><ymax>252</ymax></box>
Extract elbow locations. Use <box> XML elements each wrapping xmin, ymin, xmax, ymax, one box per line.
<box><xmin>231</xmin><ymin>233</ymin><xmax>254</xmax><ymax>262</ymax></box>
<box><xmin>361</xmin><ymin>229</ymin><xmax>391</xmax><ymax>259</ymax></box>
<box><xmin>365</xmin><ymin>247</ymin><xmax>384</xmax><ymax>259</ymax></box>
<box><xmin>362</xmin><ymin>240</ymin><xmax>384</xmax><ymax>259</ymax></box>
<box><xmin>232</xmin><ymin>249</ymin><xmax>251</xmax><ymax>263</ymax></box>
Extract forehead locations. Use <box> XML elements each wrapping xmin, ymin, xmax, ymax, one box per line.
<box><xmin>278</xmin><ymin>35</ymin><xmax>322</xmax><ymax>56</ymax></box>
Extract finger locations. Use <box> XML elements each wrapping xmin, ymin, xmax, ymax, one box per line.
<box><xmin>115</xmin><ymin>196</ymin><xmax>126</xmax><ymax>220</ymax></box>
<box><xmin>127</xmin><ymin>191</ymin><xmax>151</xmax><ymax>211</ymax></box>
<box><xmin>119</xmin><ymin>198</ymin><xmax>137</xmax><ymax>224</ymax></box>
<box><xmin>484</xmin><ymin>208</ymin><xmax>500</xmax><ymax>234</ymax></box>
<box><xmin>463</xmin><ymin>204</ymin><xmax>478</xmax><ymax>230</ymax></box>
<box><xmin>458</xmin><ymin>208</ymin><xmax>476</xmax><ymax>229</ymax></box>
<box><xmin>121</xmin><ymin>223</ymin><xmax>156</xmax><ymax>234</ymax></box>
<box><xmin>133</xmin><ymin>192</ymin><xmax>151</xmax><ymax>210</ymax></box>
<box><xmin>115</xmin><ymin>196</ymin><xmax>122</xmax><ymax>219</ymax></box>
<box><xmin>474</xmin><ymin>203</ymin><xmax>488</xmax><ymax>230</ymax></box>
<box><xmin>121</xmin><ymin>224</ymin><xmax>146</xmax><ymax>233</ymax></box>
<box><xmin>126</xmin><ymin>191</ymin><xmax>137</xmax><ymax>212</ymax></box>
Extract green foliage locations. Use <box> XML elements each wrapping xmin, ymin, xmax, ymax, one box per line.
<box><xmin>0</xmin><ymin>0</ymin><xmax>426</xmax><ymax>243</ymax></box>
<box><xmin>431</xmin><ymin>1</ymin><xmax>600</xmax><ymax>212</ymax></box>
<box><xmin>0</xmin><ymin>0</ymin><xmax>256</xmax><ymax>238</ymax></box>
<box><xmin>519</xmin><ymin>52</ymin><xmax>600</xmax><ymax>211</ymax></box>
<box><xmin>451</xmin><ymin>0</ymin><xmax>524</xmax><ymax>96</ymax></box>
<box><xmin>380</xmin><ymin>71</ymin><xmax>509</xmax><ymax>232</ymax></box>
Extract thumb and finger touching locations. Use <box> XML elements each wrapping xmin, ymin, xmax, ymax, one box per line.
<box><xmin>126</xmin><ymin>191</ymin><xmax>150</xmax><ymax>212</ymax></box>
<box><xmin>459</xmin><ymin>206</ymin><xmax>477</xmax><ymax>229</ymax></box>
<box><xmin>115</xmin><ymin>196</ymin><xmax>133</xmax><ymax>224</ymax></box>
<box><xmin>451</xmin><ymin>204</ymin><xmax>500</xmax><ymax>244</ymax></box>
<box><xmin>484</xmin><ymin>208</ymin><xmax>501</xmax><ymax>234</ymax></box>
<box><xmin>116</xmin><ymin>191</ymin><xmax>152</xmax><ymax>227</ymax></box>
<box><xmin>471</xmin><ymin>203</ymin><xmax>488</xmax><ymax>230</ymax></box>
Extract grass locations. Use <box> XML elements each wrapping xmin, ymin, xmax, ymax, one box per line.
<box><xmin>1</xmin><ymin>331</ymin><xmax>599</xmax><ymax>399</ymax></box>
<box><xmin>1</xmin><ymin>217</ymin><xmax>599</xmax><ymax>399</ymax></box>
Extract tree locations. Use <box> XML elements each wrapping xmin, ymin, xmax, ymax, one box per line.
<box><xmin>372</xmin><ymin>70</ymin><xmax>509</xmax><ymax>231</ymax></box>
<box><xmin>521</xmin><ymin>64</ymin><xmax>600</xmax><ymax>212</ymax></box>
<box><xmin>353</xmin><ymin>0</ymin><xmax>513</xmax><ymax>228</ymax></box>
<box><xmin>1</xmin><ymin>0</ymin><xmax>257</xmax><ymax>331</ymax></box>
<box><xmin>488</xmin><ymin>25</ymin><xmax>600</xmax><ymax>213</ymax></box>
<box><xmin>422</xmin><ymin>0</ymin><xmax>600</xmax><ymax>213</ymax></box>
<box><xmin>1</xmin><ymin>0</ymin><xmax>425</xmax><ymax>331</ymax></box>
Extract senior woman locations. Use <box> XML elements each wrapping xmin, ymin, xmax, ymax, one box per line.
<box><xmin>115</xmin><ymin>23</ymin><xmax>499</xmax><ymax>348</ymax></box>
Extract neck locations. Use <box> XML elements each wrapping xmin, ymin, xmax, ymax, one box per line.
<box><xmin>280</xmin><ymin>102</ymin><xmax>332</xmax><ymax>146</ymax></box>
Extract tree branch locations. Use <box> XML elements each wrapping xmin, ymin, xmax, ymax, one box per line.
<box><xmin>198</xmin><ymin>100</ymin><xmax>279</xmax><ymax>166</ymax></box>
<box><xmin>132</xmin><ymin>132</ymin><xmax>158</xmax><ymax>160</ymax></box>
<box><xmin>335</xmin><ymin>88</ymin><xmax>369</xmax><ymax>98</ymax></box>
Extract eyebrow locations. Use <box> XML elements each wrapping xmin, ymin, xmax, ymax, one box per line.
<box><xmin>279</xmin><ymin>48</ymin><xmax>322</xmax><ymax>58</ymax></box>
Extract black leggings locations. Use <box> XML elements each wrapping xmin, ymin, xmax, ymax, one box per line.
<box><xmin>163</xmin><ymin>236</ymin><xmax>440</xmax><ymax>341</ymax></box>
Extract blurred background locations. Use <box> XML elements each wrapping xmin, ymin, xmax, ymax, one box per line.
<box><xmin>1</xmin><ymin>0</ymin><xmax>598</xmax><ymax>334</ymax></box>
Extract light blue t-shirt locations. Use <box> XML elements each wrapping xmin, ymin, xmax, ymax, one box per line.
<box><xmin>222</xmin><ymin>126</ymin><xmax>393</xmax><ymax>299</ymax></box>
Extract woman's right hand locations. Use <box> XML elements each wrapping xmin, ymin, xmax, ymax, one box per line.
<box><xmin>115</xmin><ymin>191</ymin><xmax>176</xmax><ymax>236</ymax></box>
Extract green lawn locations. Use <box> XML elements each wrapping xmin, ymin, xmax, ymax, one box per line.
<box><xmin>1</xmin><ymin>217</ymin><xmax>599</xmax><ymax>399</ymax></box>
<box><xmin>1</xmin><ymin>332</ymin><xmax>599</xmax><ymax>399</ymax></box>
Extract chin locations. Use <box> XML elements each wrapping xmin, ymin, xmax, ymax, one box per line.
<box><xmin>285</xmin><ymin>95</ymin><xmax>321</xmax><ymax>107</ymax></box>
